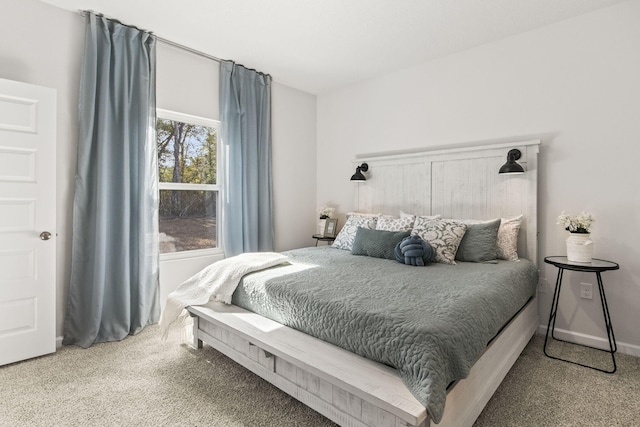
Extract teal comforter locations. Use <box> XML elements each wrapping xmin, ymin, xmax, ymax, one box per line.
<box><xmin>231</xmin><ymin>247</ymin><xmax>537</xmax><ymax>423</ymax></box>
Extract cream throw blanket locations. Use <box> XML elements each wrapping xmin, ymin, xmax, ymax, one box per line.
<box><xmin>159</xmin><ymin>252</ymin><xmax>288</xmax><ymax>338</ymax></box>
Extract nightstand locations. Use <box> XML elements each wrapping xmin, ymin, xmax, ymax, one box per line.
<box><xmin>312</xmin><ymin>234</ymin><xmax>335</xmax><ymax>246</ymax></box>
<box><xmin>543</xmin><ymin>256</ymin><xmax>620</xmax><ymax>373</ymax></box>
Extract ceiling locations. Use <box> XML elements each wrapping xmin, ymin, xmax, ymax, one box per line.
<box><xmin>41</xmin><ymin>0</ymin><xmax>626</xmax><ymax>94</ymax></box>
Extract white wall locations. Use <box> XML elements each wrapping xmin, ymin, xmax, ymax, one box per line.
<box><xmin>317</xmin><ymin>1</ymin><xmax>640</xmax><ymax>355</ymax></box>
<box><xmin>0</xmin><ymin>0</ymin><xmax>83</xmax><ymax>345</ymax></box>
<box><xmin>1</xmin><ymin>0</ymin><xmax>317</xmax><ymax>340</ymax></box>
<box><xmin>272</xmin><ymin>82</ymin><xmax>318</xmax><ymax>252</ymax></box>
<box><xmin>157</xmin><ymin>43</ymin><xmax>219</xmax><ymax>119</ymax></box>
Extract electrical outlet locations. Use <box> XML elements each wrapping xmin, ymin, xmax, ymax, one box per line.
<box><xmin>580</xmin><ymin>283</ymin><xmax>593</xmax><ymax>300</ymax></box>
<box><xmin>538</xmin><ymin>278</ymin><xmax>548</xmax><ymax>293</ymax></box>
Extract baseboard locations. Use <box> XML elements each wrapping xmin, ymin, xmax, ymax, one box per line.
<box><xmin>56</xmin><ymin>336</ymin><xmax>63</xmax><ymax>349</ymax></box>
<box><xmin>537</xmin><ymin>325</ymin><xmax>640</xmax><ymax>358</ymax></box>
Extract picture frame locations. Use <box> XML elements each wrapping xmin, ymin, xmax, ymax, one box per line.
<box><xmin>323</xmin><ymin>218</ymin><xmax>338</xmax><ymax>238</ymax></box>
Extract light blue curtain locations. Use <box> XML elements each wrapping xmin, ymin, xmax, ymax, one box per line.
<box><xmin>220</xmin><ymin>61</ymin><xmax>274</xmax><ymax>256</ymax></box>
<box><xmin>63</xmin><ymin>13</ymin><xmax>160</xmax><ymax>348</ymax></box>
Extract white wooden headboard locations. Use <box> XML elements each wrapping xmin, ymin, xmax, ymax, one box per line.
<box><xmin>353</xmin><ymin>141</ymin><xmax>540</xmax><ymax>265</ymax></box>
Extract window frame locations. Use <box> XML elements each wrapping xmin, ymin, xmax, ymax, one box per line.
<box><xmin>156</xmin><ymin>108</ymin><xmax>223</xmax><ymax>260</ymax></box>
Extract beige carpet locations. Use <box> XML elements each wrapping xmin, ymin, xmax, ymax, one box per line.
<box><xmin>1</xmin><ymin>325</ymin><xmax>639</xmax><ymax>426</ymax></box>
<box><xmin>475</xmin><ymin>335</ymin><xmax>640</xmax><ymax>426</ymax></box>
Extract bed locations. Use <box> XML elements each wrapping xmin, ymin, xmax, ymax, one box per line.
<box><xmin>184</xmin><ymin>141</ymin><xmax>540</xmax><ymax>426</ymax></box>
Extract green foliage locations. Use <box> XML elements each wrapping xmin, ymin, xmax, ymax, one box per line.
<box><xmin>157</xmin><ymin>118</ymin><xmax>218</xmax><ymax>218</ymax></box>
<box><xmin>157</xmin><ymin>118</ymin><xmax>217</xmax><ymax>185</ymax></box>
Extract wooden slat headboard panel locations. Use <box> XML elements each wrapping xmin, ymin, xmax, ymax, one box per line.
<box><xmin>354</xmin><ymin>141</ymin><xmax>540</xmax><ymax>265</ymax></box>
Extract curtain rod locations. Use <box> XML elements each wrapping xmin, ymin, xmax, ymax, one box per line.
<box><xmin>156</xmin><ymin>37</ymin><xmax>224</xmax><ymax>64</ymax></box>
<box><xmin>79</xmin><ymin>10</ymin><xmax>224</xmax><ymax>64</ymax></box>
<box><xmin>78</xmin><ymin>10</ymin><xmax>272</xmax><ymax>78</ymax></box>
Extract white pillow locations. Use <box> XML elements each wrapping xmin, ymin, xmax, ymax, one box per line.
<box><xmin>401</xmin><ymin>211</ymin><xmax>440</xmax><ymax>219</ymax></box>
<box><xmin>332</xmin><ymin>215</ymin><xmax>378</xmax><ymax>250</ymax></box>
<box><xmin>411</xmin><ymin>217</ymin><xmax>467</xmax><ymax>265</ymax></box>
<box><xmin>376</xmin><ymin>214</ymin><xmax>415</xmax><ymax>232</ymax></box>
<box><xmin>346</xmin><ymin>212</ymin><xmax>379</xmax><ymax>218</ymax></box>
<box><xmin>496</xmin><ymin>215</ymin><xmax>522</xmax><ymax>261</ymax></box>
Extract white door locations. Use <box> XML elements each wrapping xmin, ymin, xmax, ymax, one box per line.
<box><xmin>0</xmin><ymin>78</ymin><xmax>56</xmax><ymax>366</ymax></box>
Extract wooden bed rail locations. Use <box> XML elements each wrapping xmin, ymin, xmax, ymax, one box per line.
<box><xmin>187</xmin><ymin>296</ymin><xmax>538</xmax><ymax>427</ymax></box>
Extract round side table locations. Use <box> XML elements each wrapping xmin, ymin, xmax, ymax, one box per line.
<box><xmin>543</xmin><ymin>256</ymin><xmax>620</xmax><ymax>373</ymax></box>
<box><xmin>312</xmin><ymin>234</ymin><xmax>335</xmax><ymax>246</ymax></box>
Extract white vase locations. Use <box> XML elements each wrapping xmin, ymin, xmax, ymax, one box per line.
<box><xmin>566</xmin><ymin>233</ymin><xmax>593</xmax><ymax>263</ymax></box>
<box><xmin>317</xmin><ymin>219</ymin><xmax>327</xmax><ymax>236</ymax></box>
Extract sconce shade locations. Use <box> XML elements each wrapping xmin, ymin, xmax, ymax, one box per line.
<box><xmin>350</xmin><ymin>163</ymin><xmax>369</xmax><ymax>181</ymax></box>
<box><xmin>499</xmin><ymin>149</ymin><xmax>525</xmax><ymax>174</ymax></box>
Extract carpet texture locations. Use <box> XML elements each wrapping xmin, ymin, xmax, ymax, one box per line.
<box><xmin>1</xmin><ymin>326</ymin><xmax>639</xmax><ymax>426</ymax></box>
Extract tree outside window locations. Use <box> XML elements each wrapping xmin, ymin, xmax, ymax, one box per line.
<box><xmin>156</xmin><ymin>110</ymin><xmax>220</xmax><ymax>255</ymax></box>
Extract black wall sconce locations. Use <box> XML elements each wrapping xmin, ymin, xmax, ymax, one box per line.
<box><xmin>499</xmin><ymin>149</ymin><xmax>525</xmax><ymax>175</ymax></box>
<box><xmin>350</xmin><ymin>163</ymin><xmax>369</xmax><ymax>181</ymax></box>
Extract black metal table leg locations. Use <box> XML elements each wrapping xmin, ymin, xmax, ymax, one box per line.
<box><xmin>595</xmin><ymin>272</ymin><xmax>617</xmax><ymax>372</ymax></box>
<box><xmin>543</xmin><ymin>268</ymin><xmax>564</xmax><ymax>357</ymax></box>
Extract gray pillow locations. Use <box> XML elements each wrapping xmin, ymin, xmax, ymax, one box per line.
<box><xmin>351</xmin><ymin>228</ymin><xmax>410</xmax><ymax>260</ymax></box>
<box><xmin>455</xmin><ymin>218</ymin><xmax>501</xmax><ymax>263</ymax></box>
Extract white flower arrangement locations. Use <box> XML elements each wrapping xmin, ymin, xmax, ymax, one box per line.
<box><xmin>318</xmin><ymin>206</ymin><xmax>335</xmax><ymax>219</ymax></box>
<box><xmin>557</xmin><ymin>211</ymin><xmax>595</xmax><ymax>234</ymax></box>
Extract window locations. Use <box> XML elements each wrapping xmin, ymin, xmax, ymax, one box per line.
<box><xmin>156</xmin><ymin>109</ymin><xmax>221</xmax><ymax>257</ymax></box>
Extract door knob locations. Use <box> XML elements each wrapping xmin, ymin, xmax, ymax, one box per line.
<box><xmin>40</xmin><ymin>231</ymin><xmax>52</xmax><ymax>241</ymax></box>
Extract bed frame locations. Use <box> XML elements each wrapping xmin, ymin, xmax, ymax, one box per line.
<box><xmin>186</xmin><ymin>141</ymin><xmax>541</xmax><ymax>426</ymax></box>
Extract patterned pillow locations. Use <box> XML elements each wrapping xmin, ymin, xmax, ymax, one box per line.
<box><xmin>497</xmin><ymin>215</ymin><xmax>522</xmax><ymax>261</ymax></box>
<box><xmin>410</xmin><ymin>218</ymin><xmax>467</xmax><ymax>265</ymax></box>
<box><xmin>376</xmin><ymin>214</ymin><xmax>415</xmax><ymax>232</ymax></box>
<box><xmin>332</xmin><ymin>215</ymin><xmax>378</xmax><ymax>251</ymax></box>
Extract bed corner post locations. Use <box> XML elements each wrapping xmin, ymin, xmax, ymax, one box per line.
<box><xmin>188</xmin><ymin>312</ymin><xmax>203</xmax><ymax>349</ymax></box>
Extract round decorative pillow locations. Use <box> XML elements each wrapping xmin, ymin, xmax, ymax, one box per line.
<box><xmin>394</xmin><ymin>235</ymin><xmax>435</xmax><ymax>266</ymax></box>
